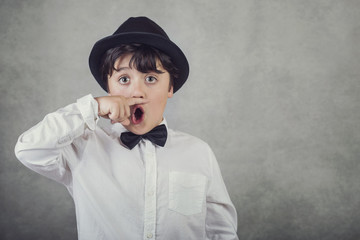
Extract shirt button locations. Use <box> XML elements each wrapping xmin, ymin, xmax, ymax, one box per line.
<box><xmin>147</xmin><ymin>191</ymin><xmax>154</xmax><ymax>196</ymax></box>
<box><xmin>147</xmin><ymin>233</ymin><xmax>153</xmax><ymax>238</ymax></box>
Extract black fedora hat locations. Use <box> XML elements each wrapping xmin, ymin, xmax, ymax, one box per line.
<box><xmin>89</xmin><ymin>16</ymin><xmax>189</xmax><ymax>93</ymax></box>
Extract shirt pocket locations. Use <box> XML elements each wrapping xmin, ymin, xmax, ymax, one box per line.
<box><xmin>168</xmin><ymin>171</ymin><xmax>207</xmax><ymax>216</ymax></box>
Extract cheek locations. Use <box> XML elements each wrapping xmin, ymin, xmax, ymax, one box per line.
<box><xmin>157</xmin><ymin>94</ymin><xmax>170</xmax><ymax>110</ymax></box>
<box><xmin>110</xmin><ymin>89</ymin><xmax>130</xmax><ymax>97</ymax></box>
<box><xmin>148</xmin><ymin>93</ymin><xmax>168</xmax><ymax>110</ymax></box>
<box><xmin>108</xmin><ymin>82</ymin><xmax>130</xmax><ymax>97</ymax></box>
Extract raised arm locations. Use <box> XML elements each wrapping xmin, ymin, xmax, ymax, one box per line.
<box><xmin>14</xmin><ymin>94</ymin><xmax>99</xmax><ymax>185</ymax></box>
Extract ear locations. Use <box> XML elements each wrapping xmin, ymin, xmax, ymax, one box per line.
<box><xmin>168</xmin><ymin>85</ymin><xmax>174</xmax><ymax>98</ymax></box>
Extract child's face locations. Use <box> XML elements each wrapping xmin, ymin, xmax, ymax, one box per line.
<box><xmin>108</xmin><ymin>54</ymin><xmax>173</xmax><ymax>135</ymax></box>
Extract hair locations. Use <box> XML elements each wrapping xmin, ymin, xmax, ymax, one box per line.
<box><xmin>100</xmin><ymin>43</ymin><xmax>179</xmax><ymax>91</ymax></box>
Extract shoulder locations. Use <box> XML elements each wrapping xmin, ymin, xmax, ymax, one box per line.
<box><xmin>167</xmin><ymin>128</ymin><xmax>212</xmax><ymax>152</ymax></box>
<box><xmin>168</xmin><ymin>128</ymin><xmax>207</xmax><ymax>144</ymax></box>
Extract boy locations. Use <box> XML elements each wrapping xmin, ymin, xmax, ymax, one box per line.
<box><xmin>15</xmin><ymin>17</ymin><xmax>239</xmax><ymax>239</ymax></box>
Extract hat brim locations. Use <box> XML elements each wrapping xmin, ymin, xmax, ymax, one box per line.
<box><xmin>89</xmin><ymin>32</ymin><xmax>189</xmax><ymax>93</ymax></box>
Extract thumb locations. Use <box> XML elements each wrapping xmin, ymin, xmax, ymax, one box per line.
<box><xmin>120</xmin><ymin>118</ymin><xmax>130</xmax><ymax>126</ymax></box>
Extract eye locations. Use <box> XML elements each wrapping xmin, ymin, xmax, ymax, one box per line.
<box><xmin>119</xmin><ymin>76</ymin><xmax>130</xmax><ymax>84</ymax></box>
<box><xmin>145</xmin><ymin>76</ymin><xmax>157</xmax><ymax>84</ymax></box>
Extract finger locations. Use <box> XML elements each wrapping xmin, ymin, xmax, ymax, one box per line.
<box><xmin>127</xmin><ymin>98</ymin><xmax>149</xmax><ymax>106</ymax></box>
<box><xmin>112</xmin><ymin>104</ymin><xmax>128</xmax><ymax>123</ymax></box>
<box><xmin>108</xmin><ymin>105</ymin><xmax>120</xmax><ymax>121</ymax></box>
<box><xmin>120</xmin><ymin>118</ymin><xmax>130</xmax><ymax>126</ymax></box>
<box><xmin>124</xmin><ymin>103</ymin><xmax>130</xmax><ymax>119</ymax></box>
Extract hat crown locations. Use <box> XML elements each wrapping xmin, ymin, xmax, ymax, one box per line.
<box><xmin>113</xmin><ymin>17</ymin><xmax>169</xmax><ymax>40</ymax></box>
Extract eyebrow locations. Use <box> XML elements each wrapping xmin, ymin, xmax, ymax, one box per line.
<box><xmin>115</xmin><ymin>66</ymin><xmax>131</xmax><ymax>72</ymax></box>
<box><xmin>114</xmin><ymin>66</ymin><xmax>165</xmax><ymax>75</ymax></box>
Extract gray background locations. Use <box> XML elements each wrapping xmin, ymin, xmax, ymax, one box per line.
<box><xmin>1</xmin><ymin>0</ymin><xmax>360</xmax><ymax>239</ymax></box>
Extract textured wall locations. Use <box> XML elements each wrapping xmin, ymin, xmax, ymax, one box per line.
<box><xmin>1</xmin><ymin>0</ymin><xmax>360</xmax><ymax>239</ymax></box>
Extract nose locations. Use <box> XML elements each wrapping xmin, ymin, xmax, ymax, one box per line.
<box><xmin>131</xmin><ymin>78</ymin><xmax>145</xmax><ymax>98</ymax></box>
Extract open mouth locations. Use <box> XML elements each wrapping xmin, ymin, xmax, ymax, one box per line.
<box><xmin>131</xmin><ymin>105</ymin><xmax>144</xmax><ymax>124</ymax></box>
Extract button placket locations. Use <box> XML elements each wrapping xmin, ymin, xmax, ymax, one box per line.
<box><xmin>143</xmin><ymin>140</ymin><xmax>157</xmax><ymax>240</ymax></box>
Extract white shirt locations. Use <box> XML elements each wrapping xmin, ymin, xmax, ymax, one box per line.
<box><xmin>15</xmin><ymin>94</ymin><xmax>239</xmax><ymax>240</ymax></box>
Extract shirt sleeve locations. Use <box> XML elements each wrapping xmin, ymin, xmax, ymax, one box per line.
<box><xmin>205</xmin><ymin>148</ymin><xmax>239</xmax><ymax>240</ymax></box>
<box><xmin>14</xmin><ymin>94</ymin><xmax>99</xmax><ymax>186</ymax></box>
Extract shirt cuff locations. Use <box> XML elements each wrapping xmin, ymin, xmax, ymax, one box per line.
<box><xmin>76</xmin><ymin>94</ymin><xmax>99</xmax><ymax>131</ymax></box>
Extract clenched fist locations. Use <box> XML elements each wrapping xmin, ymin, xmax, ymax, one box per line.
<box><xmin>95</xmin><ymin>96</ymin><xmax>149</xmax><ymax>126</ymax></box>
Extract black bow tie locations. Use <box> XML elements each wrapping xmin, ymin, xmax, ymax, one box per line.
<box><xmin>120</xmin><ymin>124</ymin><xmax>167</xmax><ymax>150</ymax></box>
